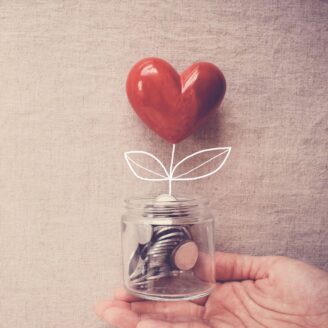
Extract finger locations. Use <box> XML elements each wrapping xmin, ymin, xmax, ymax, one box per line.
<box><xmin>115</xmin><ymin>286</ymin><xmax>207</xmax><ymax>305</ymax></box>
<box><xmin>131</xmin><ymin>301</ymin><xmax>204</xmax><ymax>320</ymax></box>
<box><xmin>112</xmin><ymin>288</ymin><xmax>205</xmax><ymax>320</ymax></box>
<box><xmin>114</xmin><ymin>287</ymin><xmax>143</xmax><ymax>302</ymax></box>
<box><xmin>215</xmin><ymin>252</ymin><xmax>276</xmax><ymax>281</ymax></box>
<box><xmin>103</xmin><ymin>307</ymin><xmax>139</xmax><ymax>328</ymax></box>
<box><xmin>194</xmin><ymin>251</ymin><xmax>215</xmax><ymax>282</ymax></box>
<box><xmin>190</xmin><ymin>295</ymin><xmax>208</xmax><ymax>306</ymax></box>
<box><xmin>137</xmin><ymin>319</ymin><xmax>209</xmax><ymax>328</ymax></box>
<box><xmin>95</xmin><ymin>300</ymin><xmax>130</xmax><ymax>318</ymax></box>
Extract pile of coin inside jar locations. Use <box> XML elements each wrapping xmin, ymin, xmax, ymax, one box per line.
<box><xmin>128</xmin><ymin>194</ymin><xmax>199</xmax><ymax>290</ymax></box>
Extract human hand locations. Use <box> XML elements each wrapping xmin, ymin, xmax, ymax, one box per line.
<box><xmin>95</xmin><ymin>252</ymin><xmax>328</xmax><ymax>328</ymax></box>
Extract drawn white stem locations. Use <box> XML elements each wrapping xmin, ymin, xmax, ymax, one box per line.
<box><xmin>168</xmin><ymin>144</ymin><xmax>176</xmax><ymax>195</ymax></box>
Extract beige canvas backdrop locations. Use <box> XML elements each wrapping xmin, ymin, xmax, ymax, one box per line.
<box><xmin>0</xmin><ymin>1</ymin><xmax>327</xmax><ymax>327</ymax></box>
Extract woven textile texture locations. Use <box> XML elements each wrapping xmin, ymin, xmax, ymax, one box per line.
<box><xmin>0</xmin><ymin>1</ymin><xmax>327</xmax><ymax>327</ymax></box>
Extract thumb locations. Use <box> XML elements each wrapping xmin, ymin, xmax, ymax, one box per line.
<box><xmin>215</xmin><ymin>252</ymin><xmax>277</xmax><ymax>281</ymax></box>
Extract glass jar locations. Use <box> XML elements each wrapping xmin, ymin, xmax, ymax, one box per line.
<box><xmin>121</xmin><ymin>195</ymin><xmax>215</xmax><ymax>301</ymax></box>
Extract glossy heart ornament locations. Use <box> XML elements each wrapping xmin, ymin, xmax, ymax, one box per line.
<box><xmin>126</xmin><ymin>57</ymin><xmax>226</xmax><ymax>144</ymax></box>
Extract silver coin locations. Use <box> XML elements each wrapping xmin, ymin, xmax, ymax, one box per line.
<box><xmin>131</xmin><ymin>274</ymin><xmax>147</xmax><ymax>284</ymax></box>
<box><xmin>132</xmin><ymin>280</ymin><xmax>149</xmax><ymax>287</ymax></box>
<box><xmin>147</xmin><ymin>249</ymin><xmax>169</xmax><ymax>257</ymax></box>
<box><xmin>130</xmin><ymin>259</ymin><xmax>147</xmax><ymax>279</ymax></box>
<box><xmin>152</xmin><ymin>229</ymin><xmax>173</xmax><ymax>239</ymax></box>
<box><xmin>181</xmin><ymin>226</ymin><xmax>192</xmax><ymax>239</ymax></box>
<box><xmin>148</xmin><ymin>271</ymin><xmax>170</xmax><ymax>280</ymax></box>
<box><xmin>154</xmin><ymin>226</ymin><xmax>191</xmax><ymax>240</ymax></box>
<box><xmin>149</xmin><ymin>253</ymin><xmax>168</xmax><ymax>260</ymax></box>
<box><xmin>156</xmin><ymin>228</ymin><xmax>185</xmax><ymax>237</ymax></box>
<box><xmin>130</xmin><ymin>264</ymin><xmax>146</xmax><ymax>281</ymax></box>
<box><xmin>148</xmin><ymin>258</ymin><xmax>167</xmax><ymax>266</ymax></box>
<box><xmin>157</xmin><ymin>232</ymin><xmax>187</xmax><ymax>241</ymax></box>
<box><xmin>148</xmin><ymin>259</ymin><xmax>168</xmax><ymax>268</ymax></box>
<box><xmin>152</xmin><ymin>239</ymin><xmax>181</xmax><ymax>247</ymax></box>
<box><xmin>149</xmin><ymin>242</ymin><xmax>169</xmax><ymax>250</ymax></box>
<box><xmin>154</xmin><ymin>226</ymin><xmax>181</xmax><ymax>234</ymax></box>
<box><xmin>148</xmin><ymin>241</ymin><xmax>177</xmax><ymax>252</ymax></box>
<box><xmin>147</xmin><ymin>266</ymin><xmax>170</xmax><ymax>278</ymax></box>
<box><xmin>150</xmin><ymin>245</ymin><xmax>178</xmax><ymax>254</ymax></box>
<box><xmin>152</xmin><ymin>255</ymin><xmax>168</xmax><ymax>263</ymax></box>
<box><xmin>140</xmin><ymin>243</ymin><xmax>151</xmax><ymax>260</ymax></box>
<box><xmin>147</xmin><ymin>272</ymin><xmax>168</xmax><ymax>281</ymax></box>
<box><xmin>147</xmin><ymin>248</ymin><xmax>168</xmax><ymax>256</ymax></box>
<box><xmin>128</xmin><ymin>246</ymin><xmax>141</xmax><ymax>276</ymax></box>
<box><xmin>153</xmin><ymin>225</ymin><xmax>174</xmax><ymax>233</ymax></box>
<box><xmin>151</xmin><ymin>255</ymin><xmax>168</xmax><ymax>263</ymax></box>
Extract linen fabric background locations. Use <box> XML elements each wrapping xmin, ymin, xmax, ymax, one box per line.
<box><xmin>0</xmin><ymin>1</ymin><xmax>327</xmax><ymax>327</ymax></box>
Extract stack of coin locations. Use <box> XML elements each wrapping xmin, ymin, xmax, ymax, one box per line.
<box><xmin>128</xmin><ymin>195</ymin><xmax>199</xmax><ymax>290</ymax></box>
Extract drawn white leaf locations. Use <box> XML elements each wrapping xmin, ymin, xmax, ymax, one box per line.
<box><xmin>171</xmin><ymin>147</ymin><xmax>231</xmax><ymax>181</ymax></box>
<box><xmin>124</xmin><ymin>151</ymin><xmax>169</xmax><ymax>181</ymax></box>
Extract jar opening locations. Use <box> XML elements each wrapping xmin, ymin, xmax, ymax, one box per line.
<box><xmin>124</xmin><ymin>195</ymin><xmax>209</xmax><ymax>210</ymax></box>
<box><xmin>123</xmin><ymin>195</ymin><xmax>212</xmax><ymax>225</ymax></box>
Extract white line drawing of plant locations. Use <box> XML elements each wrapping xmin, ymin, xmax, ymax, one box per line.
<box><xmin>124</xmin><ymin>144</ymin><xmax>231</xmax><ymax>195</ymax></box>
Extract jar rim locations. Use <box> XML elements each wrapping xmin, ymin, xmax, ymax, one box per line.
<box><xmin>123</xmin><ymin>194</ymin><xmax>212</xmax><ymax>224</ymax></box>
<box><xmin>124</xmin><ymin>194</ymin><xmax>210</xmax><ymax>209</ymax></box>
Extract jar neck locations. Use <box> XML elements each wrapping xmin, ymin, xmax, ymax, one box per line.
<box><xmin>123</xmin><ymin>195</ymin><xmax>211</xmax><ymax>224</ymax></box>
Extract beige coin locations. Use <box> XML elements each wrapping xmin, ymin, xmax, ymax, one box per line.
<box><xmin>171</xmin><ymin>240</ymin><xmax>199</xmax><ymax>271</ymax></box>
<box><xmin>155</xmin><ymin>194</ymin><xmax>177</xmax><ymax>202</ymax></box>
<box><xmin>137</xmin><ymin>224</ymin><xmax>153</xmax><ymax>245</ymax></box>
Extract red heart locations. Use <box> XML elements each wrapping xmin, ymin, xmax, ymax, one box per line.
<box><xmin>126</xmin><ymin>57</ymin><xmax>226</xmax><ymax>144</ymax></box>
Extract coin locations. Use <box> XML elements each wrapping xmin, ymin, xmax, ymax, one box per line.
<box><xmin>137</xmin><ymin>223</ymin><xmax>153</xmax><ymax>245</ymax></box>
<box><xmin>155</xmin><ymin>194</ymin><xmax>177</xmax><ymax>202</ymax></box>
<box><xmin>140</xmin><ymin>243</ymin><xmax>151</xmax><ymax>260</ymax></box>
<box><xmin>147</xmin><ymin>244</ymin><xmax>172</xmax><ymax>255</ymax></box>
<box><xmin>151</xmin><ymin>239</ymin><xmax>181</xmax><ymax>246</ymax></box>
<box><xmin>130</xmin><ymin>269</ymin><xmax>144</xmax><ymax>281</ymax></box>
<box><xmin>157</xmin><ymin>232</ymin><xmax>187</xmax><ymax>241</ymax></box>
<box><xmin>171</xmin><ymin>240</ymin><xmax>199</xmax><ymax>271</ymax></box>
<box><xmin>181</xmin><ymin>226</ymin><xmax>192</xmax><ymax>239</ymax></box>
<box><xmin>147</xmin><ymin>247</ymin><xmax>168</xmax><ymax>256</ymax></box>
<box><xmin>128</xmin><ymin>245</ymin><xmax>141</xmax><ymax>276</ymax></box>
<box><xmin>154</xmin><ymin>226</ymin><xmax>182</xmax><ymax>236</ymax></box>
<box><xmin>147</xmin><ymin>271</ymin><xmax>169</xmax><ymax>280</ymax></box>
<box><xmin>153</xmin><ymin>226</ymin><xmax>191</xmax><ymax>240</ymax></box>
<box><xmin>148</xmin><ymin>257</ymin><xmax>168</xmax><ymax>268</ymax></box>
<box><xmin>146</xmin><ymin>266</ymin><xmax>170</xmax><ymax>280</ymax></box>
